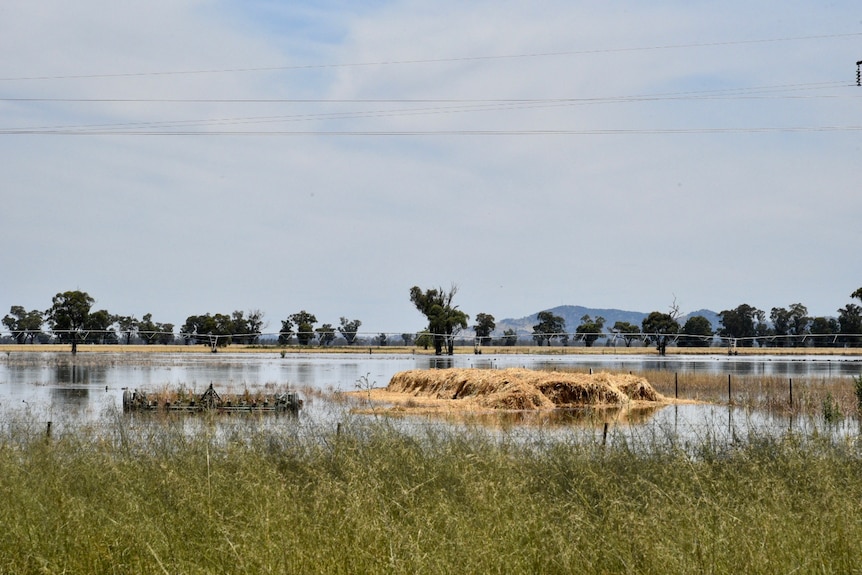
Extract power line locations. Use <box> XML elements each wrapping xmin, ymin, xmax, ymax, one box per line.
<box><xmin>2</xmin><ymin>81</ymin><xmax>855</xmax><ymax>136</ymax></box>
<box><xmin>1</xmin><ymin>32</ymin><xmax>859</xmax><ymax>82</ymax></box>
<box><xmin>0</xmin><ymin>80</ymin><xmax>850</xmax><ymax>104</ymax></box>
<box><xmin>4</xmin><ymin>126</ymin><xmax>862</xmax><ymax>136</ymax></box>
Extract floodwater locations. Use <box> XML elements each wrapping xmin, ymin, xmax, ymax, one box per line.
<box><xmin>0</xmin><ymin>351</ymin><xmax>860</xmax><ymax>439</ymax></box>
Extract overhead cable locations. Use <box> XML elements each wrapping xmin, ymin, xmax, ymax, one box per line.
<box><xmin>1</xmin><ymin>32</ymin><xmax>859</xmax><ymax>82</ymax></box>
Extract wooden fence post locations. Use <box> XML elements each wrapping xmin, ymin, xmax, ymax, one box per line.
<box><xmin>789</xmin><ymin>378</ymin><xmax>793</xmax><ymax>408</ymax></box>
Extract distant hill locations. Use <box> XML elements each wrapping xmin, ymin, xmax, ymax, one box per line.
<box><xmin>492</xmin><ymin>305</ymin><xmax>720</xmax><ymax>336</ymax></box>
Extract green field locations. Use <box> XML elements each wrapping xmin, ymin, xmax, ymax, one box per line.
<box><xmin>1</xmin><ymin>410</ymin><xmax>861</xmax><ymax>574</ymax></box>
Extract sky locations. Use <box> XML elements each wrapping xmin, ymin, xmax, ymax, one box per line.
<box><xmin>1</xmin><ymin>0</ymin><xmax>861</xmax><ymax>336</ymax></box>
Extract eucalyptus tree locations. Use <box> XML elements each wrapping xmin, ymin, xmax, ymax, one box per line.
<box><xmin>230</xmin><ymin>311</ymin><xmax>252</xmax><ymax>344</ymax></box>
<box><xmin>415</xmin><ymin>330</ymin><xmax>433</xmax><ymax>350</ymax></box>
<box><xmin>45</xmin><ymin>290</ymin><xmax>95</xmax><ymax>354</ymax></box>
<box><xmin>115</xmin><ymin>315</ymin><xmax>139</xmax><ymax>345</ymax></box>
<box><xmin>718</xmin><ymin>304</ymin><xmax>765</xmax><ymax>347</ymax></box>
<box><xmin>532</xmin><ymin>311</ymin><xmax>566</xmax><ymax>346</ymax></box>
<box><xmin>840</xmin><ymin>287</ymin><xmax>862</xmax><ymax>347</ymax></box>
<box><xmin>502</xmin><ymin>328</ymin><xmax>518</xmax><ymax>346</ymax></box>
<box><xmin>641</xmin><ymin>312</ymin><xmax>679</xmax><ymax>356</ymax></box>
<box><xmin>84</xmin><ymin>309</ymin><xmax>116</xmax><ymax>344</ymax></box>
<box><xmin>769</xmin><ymin>303</ymin><xmax>810</xmax><ymax>347</ymax></box>
<box><xmin>679</xmin><ymin>315</ymin><xmax>713</xmax><ymax>347</ymax></box>
<box><xmin>227</xmin><ymin>310</ymin><xmax>265</xmax><ymax>344</ymax></box>
<box><xmin>611</xmin><ymin>321</ymin><xmax>641</xmax><ymax>347</ymax></box>
<box><xmin>156</xmin><ymin>323</ymin><xmax>175</xmax><ymax>344</ymax></box>
<box><xmin>338</xmin><ymin>317</ymin><xmax>362</xmax><ymax>345</ymax></box>
<box><xmin>315</xmin><ymin>323</ymin><xmax>336</xmax><ymax>347</ymax></box>
<box><xmin>245</xmin><ymin>309</ymin><xmax>266</xmax><ymax>344</ymax></box>
<box><xmin>138</xmin><ymin>313</ymin><xmax>157</xmax><ymax>344</ymax></box>
<box><xmin>289</xmin><ymin>311</ymin><xmax>317</xmax><ymax>346</ymax></box>
<box><xmin>2</xmin><ymin>306</ymin><xmax>43</xmax><ymax>344</ymax></box>
<box><xmin>576</xmin><ymin>315</ymin><xmax>605</xmax><ymax>347</ymax></box>
<box><xmin>809</xmin><ymin>317</ymin><xmax>840</xmax><ymax>347</ymax></box>
<box><xmin>409</xmin><ymin>284</ymin><xmax>469</xmax><ymax>355</ymax></box>
<box><xmin>278</xmin><ymin>318</ymin><xmax>294</xmax><ymax>345</ymax></box>
<box><xmin>838</xmin><ymin>303</ymin><xmax>862</xmax><ymax>346</ymax></box>
<box><xmin>138</xmin><ymin>313</ymin><xmax>174</xmax><ymax>344</ymax></box>
<box><xmin>472</xmin><ymin>313</ymin><xmax>496</xmax><ymax>346</ymax></box>
<box><xmin>180</xmin><ymin>313</ymin><xmax>235</xmax><ymax>349</ymax></box>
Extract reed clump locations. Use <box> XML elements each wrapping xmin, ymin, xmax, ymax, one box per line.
<box><xmin>1</xmin><ymin>412</ymin><xmax>862</xmax><ymax>573</ymax></box>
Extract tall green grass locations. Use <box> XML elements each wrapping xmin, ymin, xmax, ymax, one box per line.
<box><xmin>1</xmin><ymin>411</ymin><xmax>862</xmax><ymax>574</ymax></box>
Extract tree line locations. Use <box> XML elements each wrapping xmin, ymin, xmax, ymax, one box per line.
<box><xmin>0</xmin><ymin>291</ymin><xmax>374</xmax><ymax>354</ymax></box>
<box><xmin>1</xmin><ymin>290</ymin><xmax>417</xmax><ymax>353</ymax></box>
<box><xmin>405</xmin><ymin>285</ymin><xmax>862</xmax><ymax>355</ymax></box>
<box><xmin>524</xmin><ymin>289</ymin><xmax>862</xmax><ymax>355</ymax></box>
<box><xmin>4</xmin><ymin>287</ymin><xmax>862</xmax><ymax>355</ymax></box>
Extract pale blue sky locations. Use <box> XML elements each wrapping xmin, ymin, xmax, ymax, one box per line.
<box><xmin>2</xmin><ymin>1</ymin><xmax>861</xmax><ymax>334</ymax></box>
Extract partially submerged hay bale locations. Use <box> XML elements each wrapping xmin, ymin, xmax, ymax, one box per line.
<box><xmin>387</xmin><ymin>368</ymin><xmax>551</xmax><ymax>409</ymax></box>
<box><xmin>386</xmin><ymin>368</ymin><xmax>662</xmax><ymax>410</ymax></box>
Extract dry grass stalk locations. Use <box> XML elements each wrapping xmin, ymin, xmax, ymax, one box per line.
<box><xmin>640</xmin><ymin>370</ymin><xmax>860</xmax><ymax>417</ymax></box>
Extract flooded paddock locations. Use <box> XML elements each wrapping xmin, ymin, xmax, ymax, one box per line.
<box><xmin>1</xmin><ymin>351</ymin><xmax>860</xmax><ymax>441</ymax></box>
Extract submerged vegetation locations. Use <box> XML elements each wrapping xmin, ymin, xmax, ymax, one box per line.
<box><xmin>1</xmin><ymin>412</ymin><xmax>862</xmax><ymax>573</ymax></box>
<box><xmin>637</xmin><ymin>369</ymin><xmax>862</xmax><ymax>420</ymax></box>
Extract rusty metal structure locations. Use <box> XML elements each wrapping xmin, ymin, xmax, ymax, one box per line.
<box><xmin>122</xmin><ymin>383</ymin><xmax>301</xmax><ymax>414</ymax></box>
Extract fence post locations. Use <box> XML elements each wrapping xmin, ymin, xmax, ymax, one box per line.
<box><xmin>789</xmin><ymin>378</ymin><xmax>793</xmax><ymax>408</ymax></box>
<box><xmin>675</xmin><ymin>372</ymin><xmax>678</xmax><ymax>399</ymax></box>
<box><xmin>728</xmin><ymin>374</ymin><xmax>732</xmax><ymax>404</ymax></box>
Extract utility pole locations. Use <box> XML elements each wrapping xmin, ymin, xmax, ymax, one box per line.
<box><xmin>857</xmin><ymin>60</ymin><xmax>861</xmax><ymax>87</ymax></box>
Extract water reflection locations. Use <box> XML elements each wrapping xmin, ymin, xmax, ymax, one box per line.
<box><xmin>49</xmin><ymin>387</ymin><xmax>90</xmax><ymax>407</ymax></box>
<box><xmin>55</xmin><ymin>363</ymin><xmax>108</xmax><ymax>385</ymax></box>
<box><xmin>445</xmin><ymin>403</ymin><xmax>667</xmax><ymax>428</ymax></box>
<box><xmin>428</xmin><ymin>357</ymin><xmax>455</xmax><ymax>370</ymax></box>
